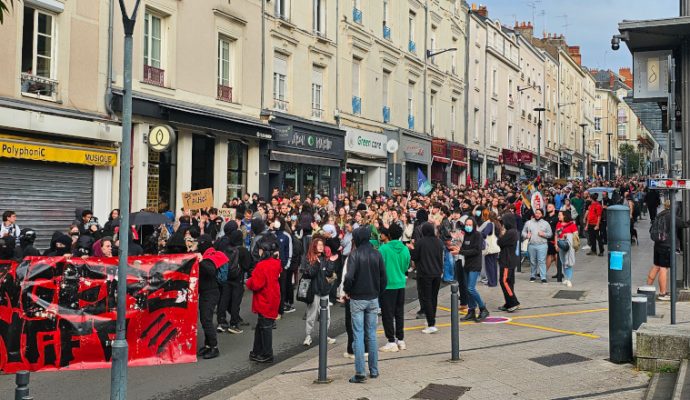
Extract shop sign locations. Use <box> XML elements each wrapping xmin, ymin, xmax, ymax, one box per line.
<box><xmin>520</xmin><ymin>150</ymin><xmax>533</xmax><ymax>164</ymax></box>
<box><xmin>431</xmin><ymin>138</ymin><xmax>448</xmax><ymax>157</ymax></box>
<box><xmin>560</xmin><ymin>152</ymin><xmax>572</xmax><ymax>164</ymax></box>
<box><xmin>345</xmin><ymin>129</ymin><xmax>387</xmax><ymax>157</ymax></box>
<box><xmin>256</xmin><ymin>131</ymin><xmax>272</xmax><ymax>140</ymax></box>
<box><xmin>181</xmin><ymin>188</ymin><xmax>214</xmax><ymax>210</ymax></box>
<box><xmin>274</xmin><ymin>126</ymin><xmax>344</xmax><ymax>156</ymax></box>
<box><xmin>451</xmin><ymin>145</ymin><xmax>466</xmax><ymax>162</ymax></box>
<box><xmin>0</xmin><ymin>136</ymin><xmax>117</xmax><ymax>167</ymax></box>
<box><xmin>400</xmin><ymin>135</ymin><xmax>431</xmax><ymax>164</ymax></box>
<box><xmin>148</xmin><ymin>125</ymin><xmax>176</xmax><ymax>152</ymax></box>
<box><xmin>502</xmin><ymin>149</ymin><xmax>520</xmax><ymax>166</ymax></box>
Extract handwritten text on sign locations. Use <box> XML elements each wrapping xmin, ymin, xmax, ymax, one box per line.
<box><xmin>182</xmin><ymin>188</ymin><xmax>214</xmax><ymax>210</ymax></box>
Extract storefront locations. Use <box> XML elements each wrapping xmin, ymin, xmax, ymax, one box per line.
<box><xmin>469</xmin><ymin>149</ymin><xmax>483</xmax><ymax>185</ymax></box>
<box><xmin>396</xmin><ymin>130</ymin><xmax>431</xmax><ymax>191</ymax></box>
<box><xmin>0</xmin><ymin>133</ymin><xmax>118</xmax><ymax>249</ymax></box>
<box><xmin>431</xmin><ymin>138</ymin><xmax>450</xmax><ymax>185</ymax></box>
<box><xmin>486</xmin><ymin>156</ymin><xmax>499</xmax><ymax>182</ymax></box>
<box><xmin>501</xmin><ymin>149</ymin><xmax>521</xmax><ymax>182</ymax></box>
<box><xmin>520</xmin><ymin>150</ymin><xmax>535</xmax><ymax>179</ymax></box>
<box><xmin>560</xmin><ymin>152</ymin><xmax>572</xmax><ymax>179</ymax></box>
<box><xmin>113</xmin><ymin>90</ymin><xmax>272</xmax><ymax>212</ymax></box>
<box><xmin>449</xmin><ymin>143</ymin><xmax>467</xmax><ymax>187</ymax></box>
<box><xmin>344</xmin><ymin>127</ymin><xmax>388</xmax><ymax>197</ymax></box>
<box><xmin>269</xmin><ymin>115</ymin><xmax>345</xmax><ymax>198</ymax></box>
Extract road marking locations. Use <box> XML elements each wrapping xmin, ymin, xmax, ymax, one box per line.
<box><xmin>505</xmin><ymin>321</ymin><xmax>600</xmax><ymax>339</ymax></box>
<box><xmin>510</xmin><ymin>308</ymin><xmax>608</xmax><ymax>320</ymax></box>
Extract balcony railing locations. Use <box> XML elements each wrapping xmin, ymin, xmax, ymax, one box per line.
<box><xmin>143</xmin><ymin>65</ymin><xmax>165</xmax><ymax>87</ymax></box>
<box><xmin>352</xmin><ymin>96</ymin><xmax>362</xmax><ymax>115</ymax></box>
<box><xmin>383</xmin><ymin>106</ymin><xmax>390</xmax><ymax>123</ymax></box>
<box><xmin>273</xmin><ymin>98</ymin><xmax>289</xmax><ymax>111</ymax></box>
<box><xmin>383</xmin><ymin>25</ymin><xmax>391</xmax><ymax>40</ymax></box>
<box><xmin>408</xmin><ymin>40</ymin><xmax>416</xmax><ymax>53</ymax></box>
<box><xmin>21</xmin><ymin>73</ymin><xmax>58</xmax><ymax>99</ymax></box>
<box><xmin>311</xmin><ymin>107</ymin><xmax>323</xmax><ymax>119</ymax></box>
<box><xmin>353</xmin><ymin>8</ymin><xmax>362</xmax><ymax>24</ymax></box>
<box><xmin>408</xmin><ymin>115</ymin><xmax>415</xmax><ymax>130</ymax></box>
<box><xmin>217</xmin><ymin>84</ymin><xmax>233</xmax><ymax>102</ymax></box>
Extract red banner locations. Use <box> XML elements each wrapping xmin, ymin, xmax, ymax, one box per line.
<box><xmin>0</xmin><ymin>254</ymin><xmax>199</xmax><ymax>373</ymax></box>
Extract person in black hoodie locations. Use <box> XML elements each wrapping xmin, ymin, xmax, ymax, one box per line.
<box><xmin>197</xmin><ymin>234</ymin><xmax>228</xmax><ymax>360</ymax></box>
<box><xmin>215</xmin><ymin>230</ymin><xmax>252</xmax><ymax>334</ymax></box>
<box><xmin>410</xmin><ymin>208</ymin><xmax>430</xmax><ymax>319</ymax></box>
<box><xmin>15</xmin><ymin>228</ymin><xmax>40</xmax><ymax>260</ymax></box>
<box><xmin>410</xmin><ymin>222</ymin><xmax>444</xmax><ymax>333</ymax></box>
<box><xmin>43</xmin><ymin>232</ymin><xmax>72</xmax><ymax>257</ymax></box>
<box><xmin>460</xmin><ymin>218</ymin><xmax>490</xmax><ymax>322</ymax></box>
<box><xmin>497</xmin><ymin>213</ymin><xmax>520</xmax><ymax>312</ymax></box>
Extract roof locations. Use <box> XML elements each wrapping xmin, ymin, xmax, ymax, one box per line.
<box><xmin>618</xmin><ymin>16</ymin><xmax>690</xmax><ymax>52</ymax></box>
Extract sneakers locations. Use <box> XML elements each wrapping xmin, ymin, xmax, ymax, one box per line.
<box><xmin>598</xmin><ymin>253</ymin><xmax>604</xmax><ymax>257</ymax></box>
<box><xmin>507</xmin><ymin>304</ymin><xmax>520</xmax><ymax>313</ymax></box>
<box><xmin>564</xmin><ymin>280</ymin><xmax>573</xmax><ymax>287</ymax></box>
<box><xmin>303</xmin><ymin>336</ymin><xmax>313</xmax><ymax>346</ymax></box>
<box><xmin>250</xmin><ymin>352</ymin><xmax>273</xmax><ymax>363</ymax></box>
<box><xmin>349</xmin><ymin>375</ymin><xmax>367</xmax><ymax>384</ymax></box>
<box><xmin>461</xmin><ymin>310</ymin><xmax>477</xmax><ymax>322</ymax></box>
<box><xmin>530</xmin><ymin>277</ymin><xmax>537</xmax><ymax>282</ymax></box>
<box><xmin>498</xmin><ymin>305</ymin><xmax>508</xmax><ymax>312</ymax></box>
<box><xmin>586</xmin><ymin>252</ymin><xmax>596</xmax><ymax>256</ymax></box>
<box><xmin>380</xmin><ymin>342</ymin><xmax>399</xmax><ymax>352</ymax></box>
<box><xmin>197</xmin><ymin>346</ymin><xmax>211</xmax><ymax>357</ymax></box>
<box><xmin>421</xmin><ymin>326</ymin><xmax>439</xmax><ymax>334</ymax></box>
<box><xmin>283</xmin><ymin>304</ymin><xmax>296</xmax><ymax>313</ymax></box>
<box><xmin>658</xmin><ymin>293</ymin><xmax>671</xmax><ymax>301</ymax></box>
<box><xmin>327</xmin><ymin>337</ymin><xmax>336</xmax><ymax>344</ymax></box>
<box><xmin>396</xmin><ymin>340</ymin><xmax>406</xmax><ymax>351</ymax></box>
<box><xmin>477</xmin><ymin>308</ymin><xmax>490</xmax><ymax>322</ymax></box>
<box><xmin>217</xmin><ymin>323</ymin><xmax>229</xmax><ymax>333</ymax></box>
<box><xmin>343</xmin><ymin>352</ymin><xmax>355</xmax><ymax>359</ymax></box>
<box><xmin>227</xmin><ymin>325</ymin><xmax>243</xmax><ymax>334</ymax></box>
<box><xmin>541</xmin><ymin>279</ymin><xmax>548</xmax><ymax>284</ymax></box>
<box><xmin>202</xmin><ymin>347</ymin><xmax>219</xmax><ymax>360</ymax></box>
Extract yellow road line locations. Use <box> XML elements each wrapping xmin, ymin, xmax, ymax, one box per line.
<box><xmin>510</xmin><ymin>308</ymin><xmax>608</xmax><ymax>320</ymax></box>
<box><xmin>505</xmin><ymin>321</ymin><xmax>599</xmax><ymax>339</ymax></box>
<box><xmin>377</xmin><ymin>321</ymin><xmax>476</xmax><ymax>334</ymax></box>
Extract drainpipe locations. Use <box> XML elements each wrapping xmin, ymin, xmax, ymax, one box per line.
<box><xmin>105</xmin><ymin>0</ymin><xmax>116</xmax><ymax>117</ymax></box>
<box><xmin>335</xmin><ymin>0</ymin><xmax>340</xmax><ymax>118</ymax></box>
<box><xmin>463</xmin><ymin>9</ymin><xmax>470</xmax><ymax>147</ymax></box>
<box><xmin>260</xmin><ymin>0</ymin><xmax>266</xmax><ymax>111</ymax></box>
<box><xmin>423</xmin><ymin>0</ymin><xmax>428</xmax><ymax>135</ymax></box>
<box><xmin>482</xmin><ymin>19</ymin><xmax>488</xmax><ymax>182</ymax></box>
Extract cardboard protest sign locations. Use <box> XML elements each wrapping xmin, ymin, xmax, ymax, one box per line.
<box><xmin>182</xmin><ymin>188</ymin><xmax>213</xmax><ymax>210</ymax></box>
<box><xmin>218</xmin><ymin>208</ymin><xmax>236</xmax><ymax>221</ymax></box>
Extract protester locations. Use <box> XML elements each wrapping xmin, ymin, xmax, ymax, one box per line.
<box><xmin>459</xmin><ymin>218</ymin><xmax>490</xmax><ymax>322</ymax></box>
<box><xmin>197</xmin><ymin>234</ymin><xmax>228</xmax><ymax>360</ymax></box>
<box><xmin>555</xmin><ymin>210</ymin><xmax>578</xmax><ymax>287</ymax></box>
<box><xmin>522</xmin><ymin>208</ymin><xmax>553</xmax><ymax>284</ymax></box>
<box><xmin>409</xmin><ymin>222</ymin><xmax>443</xmax><ymax>333</ymax></box>
<box><xmin>497</xmin><ymin>213</ymin><xmax>520</xmax><ymax>312</ymax></box>
<box><xmin>378</xmin><ymin>223</ymin><xmax>410</xmax><ymax>352</ymax></box>
<box><xmin>302</xmin><ymin>237</ymin><xmax>337</xmax><ymax>346</ymax></box>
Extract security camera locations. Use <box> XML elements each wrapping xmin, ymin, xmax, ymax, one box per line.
<box><xmin>611</xmin><ymin>36</ymin><xmax>620</xmax><ymax>51</ymax></box>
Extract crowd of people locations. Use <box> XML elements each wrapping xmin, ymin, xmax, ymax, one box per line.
<box><xmin>1</xmin><ymin>175</ymin><xmax>670</xmax><ymax>382</ymax></box>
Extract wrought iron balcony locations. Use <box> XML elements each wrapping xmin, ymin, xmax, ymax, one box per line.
<box><xmin>217</xmin><ymin>84</ymin><xmax>233</xmax><ymax>102</ymax></box>
<box><xmin>20</xmin><ymin>73</ymin><xmax>58</xmax><ymax>99</ymax></box>
<box><xmin>143</xmin><ymin>65</ymin><xmax>165</xmax><ymax>87</ymax></box>
<box><xmin>273</xmin><ymin>98</ymin><xmax>288</xmax><ymax>111</ymax></box>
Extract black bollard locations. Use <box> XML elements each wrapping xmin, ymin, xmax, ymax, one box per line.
<box><xmin>637</xmin><ymin>286</ymin><xmax>656</xmax><ymax>317</ymax></box>
<box><xmin>314</xmin><ymin>297</ymin><xmax>332</xmax><ymax>384</ymax></box>
<box><xmin>632</xmin><ymin>294</ymin><xmax>648</xmax><ymax>331</ymax></box>
<box><xmin>15</xmin><ymin>371</ymin><xmax>29</xmax><ymax>400</ymax></box>
<box><xmin>450</xmin><ymin>282</ymin><xmax>460</xmax><ymax>362</ymax></box>
<box><xmin>607</xmin><ymin>205</ymin><xmax>633</xmax><ymax>363</ymax></box>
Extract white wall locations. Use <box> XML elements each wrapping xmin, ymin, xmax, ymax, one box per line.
<box><xmin>93</xmin><ymin>167</ymin><xmax>113</xmax><ymax>222</ymax></box>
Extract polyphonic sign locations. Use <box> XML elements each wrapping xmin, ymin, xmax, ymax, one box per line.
<box><xmin>181</xmin><ymin>188</ymin><xmax>214</xmax><ymax>210</ymax></box>
<box><xmin>647</xmin><ymin>179</ymin><xmax>690</xmax><ymax>190</ymax></box>
<box><xmin>0</xmin><ymin>254</ymin><xmax>199</xmax><ymax>373</ymax></box>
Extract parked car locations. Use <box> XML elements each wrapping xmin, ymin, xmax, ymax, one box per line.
<box><xmin>588</xmin><ymin>187</ymin><xmax>620</xmax><ymax>204</ymax></box>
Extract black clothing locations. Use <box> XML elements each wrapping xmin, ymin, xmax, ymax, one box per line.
<box><xmin>198</xmin><ymin>259</ymin><xmax>219</xmax><ymax>293</ymax></box>
<box><xmin>217</xmin><ymin>280</ymin><xmax>244</xmax><ymax>326</ymax></box>
<box><xmin>252</xmin><ymin>314</ymin><xmax>274</xmax><ymax>359</ymax></box>
<box><xmin>499</xmin><ymin>267</ymin><xmax>519</xmax><ymax>308</ymax></box>
<box><xmin>343</xmin><ymin>227</ymin><xmax>387</xmax><ymax>300</ymax></box>
<box><xmin>410</xmin><ymin>223</ymin><xmax>444</xmax><ymax>278</ymax></box>
<box><xmin>459</xmin><ymin>229</ymin><xmax>483</xmax><ymax>272</ymax></box>
<box><xmin>16</xmin><ymin>245</ymin><xmax>40</xmax><ymax>261</ymax></box>
<box><xmin>303</xmin><ymin>256</ymin><xmax>335</xmax><ymax>297</ymax></box>
<box><xmin>646</xmin><ymin>189</ymin><xmax>660</xmax><ymax>221</ymax></box>
<box><xmin>380</xmin><ymin>288</ymin><xmax>405</xmax><ymax>342</ymax></box>
<box><xmin>199</xmin><ymin>289</ymin><xmax>219</xmax><ymax>348</ymax></box>
<box><xmin>418</xmin><ymin>276</ymin><xmax>441</xmax><ymax>327</ymax></box>
<box><xmin>43</xmin><ymin>232</ymin><xmax>72</xmax><ymax>257</ymax></box>
<box><xmin>497</xmin><ymin>215</ymin><xmax>520</xmax><ymax>269</ymax></box>
<box><xmin>587</xmin><ymin>224</ymin><xmax>604</xmax><ymax>254</ymax></box>
<box><xmin>454</xmin><ymin>259</ymin><xmax>469</xmax><ymax>306</ymax></box>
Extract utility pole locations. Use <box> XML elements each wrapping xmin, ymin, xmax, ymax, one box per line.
<box><xmin>535</xmin><ymin>107</ymin><xmax>546</xmax><ymax>178</ymax></box>
<box><xmin>680</xmin><ymin>0</ymin><xmax>690</xmax><ymax>290</ymax></box>
<box><xmin>111</xmin><ymin>1</ymin><xmax>141</xmax><ymax>399</ymax></box>
<box><xmin>607</xmin><ymin>132</ymin><xmax>613</xmax><ymax>180</ymax></box>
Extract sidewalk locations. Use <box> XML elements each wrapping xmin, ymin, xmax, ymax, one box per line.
<box><xmin>204</xmin><ymin>218</ymin><xmax>690</xmax><ymax>400</ymax></box>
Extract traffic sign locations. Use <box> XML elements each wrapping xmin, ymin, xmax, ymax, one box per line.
<box><xmin>647</xmin><ymin>178</ymin><xmax>690</xmax><ymax>190</ymax></box>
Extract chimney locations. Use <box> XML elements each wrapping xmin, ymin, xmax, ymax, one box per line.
<box><xmin>619</xmin><ymin>67</ymin><xmax>633</xmax><ymax>88</ymax></box>
<box><xmin>568</xmin><ymin>46</ymin><xmax>581</xmax><ymax>65</ymax></box>
<box><xmin>609</xmin><ymin>71</ymin><xmax>615</xmax><ymax>90</ymax></box>
<box><xmin>514</xmin><ymin>20</ymin><xmax>534</xmax><ymax>38</ymax></box>
<box><xmin>477</xmin><ymin>4</ymin><xmax>488</xmax><ymax>18</ymax></box>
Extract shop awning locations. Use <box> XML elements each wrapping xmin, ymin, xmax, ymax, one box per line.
<box><xmin>521</xmin><ymin>164</ymin><xmax>535</xmax><ymax>171</ymax></box>
<box><xmin>452</xmin><ymin>160</ymin><xmax>467</xmax><ymax>167</ymax></box>
<box><xmin>270</xmin><ymin>151</ymin><xmax>341</xmax><ymax>167</ymax></box>
<box><xmin>503</xmin><ymin>165</ymin><xmax>520</xmax><ymax>173</ymax></box>
<box><xmin>346</xmin><ymin>156</ymin><xmax>386</xmax><ymax>168</ymax></box>
<box><xmin>433</xmin><ymin>156</ymin><xmax>450</xmax><ymax>164</ymax></box>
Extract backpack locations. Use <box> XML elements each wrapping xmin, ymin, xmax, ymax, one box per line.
<box><xmin>650</xmin><ymin>212</ymin><xmax>668</xmax><ymax>243</ymax></box>
<box><xmin>217</xmin><ymin>246</ymin><xmax>241</xmax><ymax>283</ymax></box>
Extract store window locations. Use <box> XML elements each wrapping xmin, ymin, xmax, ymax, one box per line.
<box><xmin>303</xmin><ymin>165</ymin><xmax>318</xmax><ymax>197</ymax></box>
<box><xmin>227</xmin><ymin>141</ymin><xmax>247</xmax><ymax>201</ymax></box>
<box><xmin>346</xmin><ymin>166</ymin><xmax>366</xmax><ymax>197</ymax></box>
<box><xmin>147</xmin><ymin>148</ymin><xmax>174</xmax><ymax>213</ymax></box>
<box><xmin>283</xmin><ymin>163</ymin><xmax>298</xmax><ymax>194</ymax></box>
<box><xmin>191</xmin><ymin>134</ymin><xmax>215</xmax><ymax>191</ymax></box>
<box><xmin>320</xmin><ymin>166</ymin><xmax>331</xmax><ymax>197</ymax></box>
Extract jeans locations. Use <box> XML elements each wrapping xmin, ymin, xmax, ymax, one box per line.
<box><xmin>417</xmin><ymin>277</ymin><xmax>441</xmax><ymax>327</ymax></box>
<box><xmin>252</xmin><ymin>314</ymin><xmax>273</xmax><ymax>358</ymax></box>
<box><xmin>345</xmin><ymin>300</ymin><xmax>369</xmax><ymax>354</ymax></box>
<box><xmin>199</xmin><ymin>289</ymin><xmax>220</xmax><ymax>347</ymax></box>
<box><xmin>217</xmin><ymin>280</ymin><xmax>243</xmax><ymax>326</ymax></box>
<box><xmin>305</xmin><ymin>295</ymin><xmax>330</xmax><ymax>338</ymax></box>
<box><xmin>467</xmin><ymin>271</ymin><xmax>485</xmax><ymax>310</ymax></box>
<box><xmin>380</xmin><ymin>288</ymin><xmax>405</xmax><ymax>343</ymax></box>
<box><xmin>350</xmin><ymin>298</ymin><xmax>379</xmax><ymax>377</ymax></box>
<box><xmin>484</xmin><ymin>254</ymin><xmax>498</xmax><ymax>287</ymax></box>
<box><xmin>528</xmin><ymin>243</ymin><xmax>548</xmax><ymax>280</ymax></box>
<box><xmin>559</xmin><ymin>251</ymin><xmax>573</xmax><ymax>281</ymax></box>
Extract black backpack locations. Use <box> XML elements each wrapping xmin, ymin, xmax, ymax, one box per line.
<box><xmin>217</xmin><ymin>246</ymin><xmax>241</xmax><ymax>283</ymax></box>
<box><xmin>650</xmin><ymin>212</ymin><xmax>668</xmax><ymax>244</ymax></box>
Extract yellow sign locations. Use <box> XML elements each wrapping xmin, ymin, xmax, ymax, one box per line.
<box><xmin>0</xmin><ymin>138</ymin><xmax>118</xmax><ymax>167</ymax></box>
<box><xmin>182</xmin><ymin>188</ymin><xmax>214</xmax><ymax>210</ymax></box>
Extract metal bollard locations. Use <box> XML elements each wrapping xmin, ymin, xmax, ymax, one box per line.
<box><xmin>314</xmin><ymin>297</ymin><xmax>332</xmax><ymax>384</ymax></box>
<box><xmin>637</xmin><ymin>286</ymin><xmax>657</xmax><ymax>316</ymax></box>
<box><xmin>632</xmin><ymin>294</ymin><xmax>648</xmax><ymax>331</ymax></box>
<box><xmin>607</xmin><ymin>205</ymin><xmax>633</xmax><ymax>364</ymax></box>
<box><xmin>450</xmin><ymin>282</ymin><xmax>460</xmax><ymax>362</ymax></box>
<box><xmin>15</xmin><ymin>371</ymin><xmax>29</xmax><ymax>400</ymax></box>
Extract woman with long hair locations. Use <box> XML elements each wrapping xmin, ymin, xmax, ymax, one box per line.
<box><xmin>336</xmin><ymin>207</ymin><xmax>348</xmax><ymax>230</ymax></box>
<box><xmin>555</xmin><ymin>210</ymin><xmax>578</xmax><ymax>287</ymax></box>
<box><xmin>301</xmin><ymin>237</ymin><xmax>337</xmax><ymax>346</ymax></box>
<box><xmin>478</xmin><ymin>209</ymin><xmax>501</xmax><ymax>287</ymax></box>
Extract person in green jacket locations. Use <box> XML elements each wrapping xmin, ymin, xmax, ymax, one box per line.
<box><xmin>570</xmin><ymin>192</ymin><xmax>585</xmax><ymax>234</ymax></box>
<box><xmin>378</xmin><ymin>223</ymin><xmax>411</xmax><ymax>352</ymax></box>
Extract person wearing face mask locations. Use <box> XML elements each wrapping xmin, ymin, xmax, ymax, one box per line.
<box><xmin>460</xmin><ymin>218</ymin><xmax>490</xmax><ymax>322</ymax></box>
<box><xmin>522</xmin><ymin>209</ymin><xmax>553</xmax><ymax>284</ymax></box>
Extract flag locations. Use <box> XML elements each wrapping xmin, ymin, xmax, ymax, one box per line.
<box><xmin>417</xmin><ymin>168</ymin><xmax>432</xmax><ymax>195</ymax></box>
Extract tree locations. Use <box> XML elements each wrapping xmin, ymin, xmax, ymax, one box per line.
<box><xmin>619</xmin><ymin>143</ymin><xmax>641</xmax><ymax>176</ymax></box>
<box><xmin>0</xmin><ymin>0</ymin><xmax>18</xmax><ymax>24</ymax></box>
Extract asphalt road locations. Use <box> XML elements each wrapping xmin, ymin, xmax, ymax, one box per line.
<box><xmin>0</xmin><ymin>278</ymin><xmax>422</xmax><ymax>400</ymax></box>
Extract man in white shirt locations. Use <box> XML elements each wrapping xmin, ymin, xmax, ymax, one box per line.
<box><xmin>1</xmin><ymin>211</ymin><xmax>20</xmax><ymax>242</ymax></box>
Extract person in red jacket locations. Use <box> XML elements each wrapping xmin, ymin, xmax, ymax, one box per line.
<box><xmin>246</xmin><ymin>237</ymin><xmax>282</xmax><ymax>363</ymax></box>
<box><xmin>585</xmin><ymin>193</ymin><xmax>604</xmax><ymax>256</ymax></box>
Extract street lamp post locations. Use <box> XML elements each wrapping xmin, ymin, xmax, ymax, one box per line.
<box><xmin>111</xmin><ymin>1</ymin><xmax>141</xmax><ymax>399</ymax></box>
<box><xmin>534</xmin><ymin>107</ymin><xmax>546</xmax><ymax>179</ymax></box>
<box><xmin>607</xmin><ymin>132</ymin><xmax>613</xmax><ymax>180</ymax></box>
<box><xmin>579</xmin><ymin>123</ymin><xmax>588</xmax><ymax>178</ymax></box>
